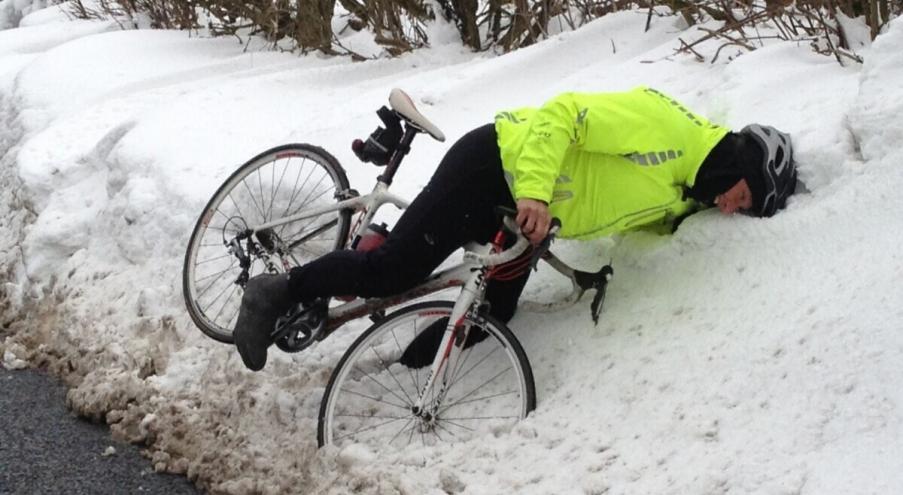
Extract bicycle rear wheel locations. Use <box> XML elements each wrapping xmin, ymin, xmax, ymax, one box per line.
<box><xmin>183</xmin><ymin>144</ymin><xmax>351</xmax><ymax>343</ymax></box>
<box><xmin>318</xmin><ymin>301</ymin><xmax>536</xmax><ymax>449</ymax></box>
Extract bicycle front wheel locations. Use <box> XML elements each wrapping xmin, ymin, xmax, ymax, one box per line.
<box><xmin>318</xmin><ymin>301</ymin><xmax>536</xmax><ymax>449</ymax></box>
<box><xmin>183</xmin><ymin>144</ymin><xmax>351</xmax><ymax>343</ymax></box>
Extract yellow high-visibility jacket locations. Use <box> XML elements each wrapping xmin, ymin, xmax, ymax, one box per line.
<box><xmin>495</xmin><ymin>87</ymin><xmax>729</xmax><ymax>239</ymax></box>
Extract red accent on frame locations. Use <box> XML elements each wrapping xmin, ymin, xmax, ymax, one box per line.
<box><xmin>275</xmin><ymin>151</ymin><xmax>303</xmax><ymax>160</ymax></box>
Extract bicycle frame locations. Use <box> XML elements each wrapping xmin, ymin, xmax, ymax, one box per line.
<box><xmin>252</xmin><ymin>182</ymin><xmax>408</xmax><ymax>244</ymax></box>
<box><xmin>319</xmin><ymin>258</ymin><xmax>473</xmax><ymax>332</ymax></box>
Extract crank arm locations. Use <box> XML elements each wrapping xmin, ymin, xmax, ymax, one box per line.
<box><xmin>270</xmin><ymin>301</ymin><xmax>328</xmax><ymax>353</ymax></box>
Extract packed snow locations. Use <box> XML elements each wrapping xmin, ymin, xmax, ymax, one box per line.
<box><xmin>1</xmin><ymin>5</ymin><xmax>902</xmax><ymax>494</ymax></box>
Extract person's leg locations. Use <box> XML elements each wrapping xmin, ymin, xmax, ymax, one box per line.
<box><xmin>234</xmin><ymin>124</ymin><xmax>513</xmax><ymax>370</ymax></box>
<box><xmin>485</xmin><ymin>269</ymin><xmax>531</xmax><ymax>322</ymax></box>
<box><xmin>286</xmin><ymin>124</ymin><xmax>511</xmax><ymax>300</ymax></box>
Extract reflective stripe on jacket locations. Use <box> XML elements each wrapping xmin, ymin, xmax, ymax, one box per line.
<box><xmin>495</xmin><ymin>87</ymin><xmax>729</xmax><ymax>239</ymax></box>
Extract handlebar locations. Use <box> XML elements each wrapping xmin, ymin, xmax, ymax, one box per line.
<box><xmin>464</xmin><ymin>216</ymin><xmax>561</xmax><ymax>267</ymax></box>
<box><xmin>463</xmin><ymin>213</ymin><xmax>614</xmax><ymax>324</ymax></box>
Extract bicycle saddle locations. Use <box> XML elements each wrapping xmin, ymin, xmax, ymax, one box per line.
<box><xmin>389</xmin><ymin>88</ymin><xmax>446</xmax><ymax>142</ymax></box>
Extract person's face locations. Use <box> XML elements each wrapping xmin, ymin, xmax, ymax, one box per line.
<box><xmin>714</xmin><ymin>179</ymin><xmax>753</xmax><ymax>215</ymax></box>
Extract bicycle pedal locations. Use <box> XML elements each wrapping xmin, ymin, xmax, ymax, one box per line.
<box><xmin>272</xmin><ymin>302</ymin><xmax>328</xmax><ymax>353</ymax></box>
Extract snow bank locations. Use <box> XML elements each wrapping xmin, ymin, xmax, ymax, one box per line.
<box><xmin>1</xmin><ymin>8</ymin><xmax>902</xmax><ymax>495</ymax></box>
<box><xmin>0</xmin><ymin>0</ymin><xmax>48</xmax><ymax>29</ymax></box>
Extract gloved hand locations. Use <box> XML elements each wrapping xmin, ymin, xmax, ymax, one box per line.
<box><xmin>515</xmin><ymin>198</ymin><xmax>551</xmax><ymax>245</ymax></box>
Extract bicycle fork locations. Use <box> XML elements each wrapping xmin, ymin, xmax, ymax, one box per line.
<box><xmin>410</xmin><ymin>247</ymin><xmax>490</xmax><ymax>427</ymax></box>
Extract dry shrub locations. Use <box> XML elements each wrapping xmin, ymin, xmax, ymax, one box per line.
<box><xmin>68</xmin><ymin>0</ymin><xmax>196</xmax><ymax>29</ymax></box>
<box><xmin>62</xmin><ymin>0</ymin><xmax>901</xmax><ymax>61</ymax></box>
<box><xmin>673</xmin><ymin>0</ymin><xmax>900</xmax><ymax>65</ymax></box>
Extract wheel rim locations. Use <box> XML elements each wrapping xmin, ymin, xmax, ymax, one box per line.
<box><xmin>185</xmin><ymin>148</ymin><xmax>347</xmax><ymax>338</ymax></box>
<box><xmin>322</xmin><ymin>306</ymin><xmax>531</xmax><ymax>449</ymax></box>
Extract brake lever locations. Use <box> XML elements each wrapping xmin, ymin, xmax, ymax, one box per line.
<box><xmin>574</xmin><ymin>263</ymin><xmax>613</xmax><ymax>325</ymax></box>
<box><xmin>529</xmin><ymin>218</ymin><xmax>562</xmax><ymax>271</ymax></box>
<box><xmin>589</xmin><ymin>278</ymin><xmax>609</xmax><ymax>325</ymax></box>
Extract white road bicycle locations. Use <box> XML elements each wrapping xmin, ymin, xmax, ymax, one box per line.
<box><xmin>182</xmin><ymin>89</ymin><xmax>612</xmax><ymax>449</ymax></box>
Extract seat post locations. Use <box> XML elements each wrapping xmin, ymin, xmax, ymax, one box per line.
<box><xmin>377</xmin><ymin>124</ymin><xmax>419</xmax><ymax>186</ymax></box>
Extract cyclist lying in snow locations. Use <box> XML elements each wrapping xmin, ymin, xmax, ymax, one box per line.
<box><xmin>232</xmin><ymin>86</ymin><xmax>798</xmax><ymax>372</ymax></box>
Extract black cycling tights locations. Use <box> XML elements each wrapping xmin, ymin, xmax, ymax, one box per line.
<box><xmin>286</xmin><ymin>123</ymin><xmax>529</xmax><ymax>323</ymax></box>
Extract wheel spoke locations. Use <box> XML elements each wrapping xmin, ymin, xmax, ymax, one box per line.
<box><xmin>196</xmin><ymin>270</ymin><xmax>235</xmax><ymax>307</ymax></box>
<box><xmin>333</xmin><ymin>416</ymin><xmax>410</xmax><ymax>443</ymax></box>
<box><xmin>447</xmin><ymin>345</ymin><xmax>501</xmax><ymax>393</ymax></box>
<box><xmin>286</xmin><ymin>219</ymin><xmax>339</xmax><ymax>250</ymax></box>
<box><xmin>430</xmin><ymin>426</ymin><xmax>445</xmax><ymax>443</ymax></box>
<box><xmin>240</xmin><ymin>179</ymin><xmax>268</xmax><ymax>224</ymax></box>
<box><xmin>439</xmin><ymin>366</ymin><xmax>514</xmax><ymax>416</ymax></box>
<box><xmin>390</xmin><ymin>323</ymin><xmax>421</xmax><ymax>400</ymax></box>
<box><xmin>280</xmin><ymin>158</ymin><xmax>317</xmax><ymax>220</ymax></box>
<box><xmin>204</xmin><ymin>223</ymin><xmax>241</xmax><ymax>235</ymax></box>
<box><xmin>438</xmin><ymin>419</ymin><xmax>475</xmax><ymax>432</ymax></box>
<box><xmin>442</xmin><ymin>390</ymin><xmax>519</xmax><ymax>410</ymax></box>
<box><xmin>441</xmin><ymin>414</ymin><xmax>521</xmax><ymax>422</ymax></box>
<box><xmin>406</xmin><ymin>420</ymin><xmax>417</xmax><ymax>445</ymax></box>
<box><xmin>368</xmin><ymin>345</ymin><xmax>415</xmax><ymax>406</ymax></box>
<box><xmin>278</xmin><ymin>181</ymin><xmax>335</xmax><ymax>242</ymax></box>
<box><xmin>433</xmin><ymin>421</ymin><xmax>461</xmax><ymax>440</ymax></box>
<box><xmin>194</xmin><ymin>253</ymin><xmax>233</xmax><ymax>266</ymax></box>
<box><xmin>194</xmin><ymin>265</ymin><xmax>235</xmax><ymax>285</ymax></box>
<box><xmin>226</xmin><ymin>193</ymin><xmax>251</xmax><ymax>229</ymax></box>
<box><xmin>446</xmin><ymin>328</ymin><xmax>480</xmax><ymax>389</ymax></box>
<box><xmin>208</xmin><ymin>282</ymin><xmax>241</xmax><ymax>327</ymax></box>
<box><xmin>257</xmin><ymin>164</ymin><xmax>266</xmax><ymax>219</ymax></box>
<box><xmin>338</xmin><ymin>388</ymin><xmax>409</xmax><ymax>410</ymax></box>
<box><xmin>356</xmin><ymin>365</ymin><xmax>413</xmax><ymax>409</ymax></box>
<box><xmin>196</xmin><ymin>263</ymin><xmax>236</xmax><ymax>300</ymax></box>
<box><xmin>295</xmin><ymin>170</ymin><xmax>331</xmax><ymax>213</ymax></box>
<box><xmin>335</xmin><ymin>413</ymin><xmax>410</xmax><ymax>420</ymax></box>
<box><xmin>266</xmin><ymin>156</ymin><xmax>290</xmax><ymax>220</ymax></box>
<box><xmin>388</xmin><ymin>418</ymin><xmax>416</xmax><ymax>446</ymax></box>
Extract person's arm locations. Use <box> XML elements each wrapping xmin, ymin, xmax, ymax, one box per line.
<box><xmin>510</xmin><ymin>93</ymin><xmax>583</xmax><ymax>204</ymax></box>
<box><xmin>511</xmin><ymin>92</ymin><xmax>598</xmax><ymax>243</ymax></box>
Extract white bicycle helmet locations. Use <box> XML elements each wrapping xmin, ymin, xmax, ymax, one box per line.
<box><xmin>740</xmin><ymin>124</ymin><xmax>797</xmax><ymax>217</ymax></box>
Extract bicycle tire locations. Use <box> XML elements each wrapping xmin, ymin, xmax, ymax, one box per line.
<box><xmin>318</xmin><ymin>301</ymin><xmax>536</xmax><ymax>449</ymax></box>
<box><xmin>183</xmin><ymin>144</ymin><xmax>352</xmax><ymax>343</ymax></box>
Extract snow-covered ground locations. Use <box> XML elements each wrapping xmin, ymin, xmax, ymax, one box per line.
<box><xmin>1</xmin><ymin>5</ymin><xmax>902</xmax><ymax>494</ymax></box>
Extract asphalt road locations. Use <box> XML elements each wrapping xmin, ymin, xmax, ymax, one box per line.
<box><xmin>0</xmin><ymin>366</ymin><xmax>199</xmax><ymax>495</ymax></box>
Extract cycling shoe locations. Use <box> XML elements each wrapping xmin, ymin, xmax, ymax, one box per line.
<box><xmin>233</xmin><ymin>273</ymin><xmax>293</xmax><ymax>371</ymax></box>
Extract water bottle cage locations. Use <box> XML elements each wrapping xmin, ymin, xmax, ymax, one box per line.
<box><xmin>353</xmin><ymin>106</ymin><xmax>402</xmax><ymax>166</ymax></box>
